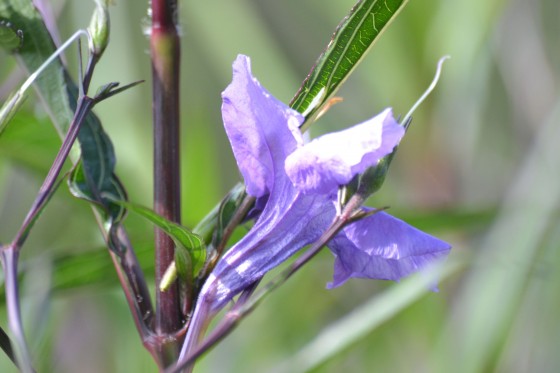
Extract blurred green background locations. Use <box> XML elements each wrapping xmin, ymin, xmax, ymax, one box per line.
<box><xmin>1</xmin><ymin>0</ymin><xmax>559</xmax><ymax>372</ymax></box>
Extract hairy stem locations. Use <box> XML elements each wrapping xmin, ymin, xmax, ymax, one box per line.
<box><xmin>151</xmin><ymin>0</ymin><xmax>183</xmax><ymax>364</ymax></box>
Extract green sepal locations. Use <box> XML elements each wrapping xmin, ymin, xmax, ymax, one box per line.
<box><xmin>88</xmin><ymin>0</ymin><xmax>110</xmax><ymax>58</ymax></box>
<box><xmin>213</xmin><ymin>183</ymin><xmax>247</xmax><ymax>249</ymax></box>
<box><xmin>357</xmin><ymin>150</ymin><xmax>398</xmax><ymax>198</ymax></box>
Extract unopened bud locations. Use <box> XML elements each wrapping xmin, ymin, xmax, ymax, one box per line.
<box><xmin>88</xmin><ymin>0</ymin><xmax>110</xmax><ymax>58</ymax></box>
<box><xmin>356</xmin><ymin>147</ymin><xmax>399</xmax><ymax>199</ymax></box>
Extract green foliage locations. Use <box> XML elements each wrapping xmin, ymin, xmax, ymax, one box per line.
<box><xmin>68</xmin><ymin>161</ymin><xmax>127</xmax><ymax>224</ymax></box>
<box><xmin>0</xmin><ymin>0</ymin><xmax>74</xmax><ymax>135</ymax></box>
<box><xmin>0</xmin><ymin>19</ymin><xmax>23</xmax><ymax>51</ymax></box>
<box><xmin>116</xmin><ymin>200</ymin><xmax>206</xmax><ymax>278</ymax></box>
<box><xmin>0</xmin><ymin>91</ymin><xmax>25</xmax><ymax>134</ymax></box>
<box><xmin>0</xmin><ymin>112</ymin><xmax>60</xmax><ymax>173</ymax></box>
<box><xmin>0</xmin><ymin>0</ymin><xmax>558</xmax><ymax>372</ymax></box>
<box><xmin>0</xmin><ymin>0</ymin><xmax>126</xmax><ymax>225</ymax></box>
<box><xmin>290</xmin><ymin>0</ymin><xmax>408</xmax><ymax>125</ymax></box>
<box><xmin>209</xmin><ymin>183</ymin><xmax>246</xmax><ymax>249</ymax></box>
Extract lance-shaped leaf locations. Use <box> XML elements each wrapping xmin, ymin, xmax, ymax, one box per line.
<box><xmin>192</xmin><ymin>183</ymin><xmax>247</xmax><ymax>247</ymax></box>
<box><xmin>0</xmin><ymin>0</ymin><xmax>126</xmax><ymax>223</ymax></box>
<box><xmin>68</xmin><ymin>161</ymin><xmax>127</xmax><ymax>225</ymax></box>
<box><xmin>290</xmin><ymin>0</ymin><xmax>409</xmax><ymax>126</ymax></box>
<box><xmin>0</xmin><ymin>326</ymin><xmax>17</xmax><ymax>369</ymax></box>
<box><xmin>211</xmin><ymin>183</ymin><xmax>247</xmax><ymax>249</ymax></box>
<box><xmin>116</xmin><ymin>201</ymin><xmax>206</xmax><ymax>279</ymax></box>
<box><xmin>0</xmin><ymin>91</ymin><xmax>26</xmax><ymax>134</ymax></box>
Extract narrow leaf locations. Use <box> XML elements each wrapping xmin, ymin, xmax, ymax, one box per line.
<box><xmin>117</xmin><ymin>201</ymin><xmax>206</xmax><ymax>276</ymax></box>
<box><xmin>50</xmin><ymin>249</ymin><xmax>119</xmax><ymax>291</ymax></box>
<box><xmin>0</xmin><ymin>326</ymin><xmax>17</xmax><ymax>369</ymax></box>
<box><xmin>272</xmin><ymin>260</ymin><xmax>463</xmax><ymax>373</ymax></box>
<box><xmin>0</xmin><ymin>1</ymin><xmax>74</xmax><ymax>135</ymax></box>
<box><xmin>0</xmin><ymin>0</ymin><xmax>126</xmax><ymax>223</ymax></box>
<box><xmin>213</xmin><ymin>183</ymin><xmax>247</xmax><ymax>248</ymax></box>
<box><xmin>0</xmin><ymin>243</ymin><xmax>154</xmax><ymax>302</ymax></box>
<box><xmin>68</xmin><ymin>161</ymin><xmax>127</xmax><ymax>224</ymax></box>
<box><xmin>0</xmin><ymin>91</ymin><xmax>26</xmax><ymax>134</ymax></box>
<box><xmin>290</xmin><ymin>0</ymin><xmax>409</xmax><ymax>125</ymax></box>
<box><xmin>174</xmin><ymin>248</ymin><xmax>192</xmax><ymax>289</ymax></box>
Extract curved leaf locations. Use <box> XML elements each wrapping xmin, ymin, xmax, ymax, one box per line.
<box><xmin>0</xmin><ymin>19</ymin><xmax>23</xmax><ymax>51</ymax></box>
<box><xmin>0</xmin><ymin>0</ymin><xmax>126</xmax><ymax>222</ymax></box>
<box><xmin>117</xmin><ymin>201</ymin><xmax>206</xmax><ymax>277</ymax></box>
<box><xmin>68</xmin><ymin>161</ymin><xmax>128</xmax><ymax>224</ymax></box>
<box><xmin>0</xmin><ymin>91</ymin><xmax>26</xmax><ymax>134</ymax></box>
<box><xmin>290</xmin><ymin>0</ymin><xmax>409</xmax><ymax>125</ymax></box>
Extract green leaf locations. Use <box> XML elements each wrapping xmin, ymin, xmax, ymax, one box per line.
<box><xmin>0</xmin><ymin>1</ymin><xmax>73</xmax><ymax>135</ymax></box>
<box><xmin>117</xmin><ymin>201</ymin><xmax>206</xmax><ymax>277</ymax></box>
<box><xmin>174</xmin><ymin>247</ymin><xmax>192</xmax><ymax>286</ymax></box>
<box><xmin>0</xmin><ymin>91</ymin><xmax>25</xmax><ymax>135</ymax></box>
<box><xmin>0</xmin><ymin>243</ymin><xmax>154</xmax><ymax>301</ymax></box>
<box><xmin>0</xmin><ymin>91</ymin><xmax>26</xmax><ymax>134</ymax></box>
<box><xmin>0</xmin><ymin>0</ymin><xmax>126</xmax><ymax>223</ymax></box>
<box><xmin>212</xmin><ymin>183</ymin><xmax>246</xmax><ymax>248</ymax></box>
<box><xmin>0</xmin><ymin>19</ymin><xmax>23</xmax><ymax>51</ymax></box>
<box><xmin>273</xmin><ymin>259</ymin><xmax>463</xmax><ymax>373</ymax></box>
<box><xmin>290</xmin><ymin>0</ymin><xmax>409</xmax><ymax>125</ymax></box>
<box><xmin>50</xmin><ymin>248</ymin><xmax>119</xmax><ymax>291</ymax></box>
<box><xmin>68</xmin><ymin>161</ymin><xmax>128</xmax><ymax>225</ymax></box>
<box><xmin>191</xmin><ymin>183</ymin><xmax>246</xmax><ymax>248</ymax></box>
<box><xmin>0</xmin><ymin>326</ymin><xmax>17</xmax><ymax>369</ymax></box>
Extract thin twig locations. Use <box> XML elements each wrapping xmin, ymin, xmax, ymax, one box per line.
<box><xmin>11</xmin><ymin>96</ymin><xmax>93</xmax><ymax>250</ymax></box>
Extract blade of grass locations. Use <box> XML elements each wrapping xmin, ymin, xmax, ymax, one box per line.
<box><xmin>271</xmin><ymin>259</ymin><xmax>463</xmax><ymax>373</ymax></box>
<box><xmin>436</xmin><ymin>99</ymin><xmax>560</xmax><ymax>373</ymax></box>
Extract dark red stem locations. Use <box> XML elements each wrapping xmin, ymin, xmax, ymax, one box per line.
<box><xmin>151</xmin><ymin>0</ymin><xmax>183</xmax><ymax>364</ymax></box>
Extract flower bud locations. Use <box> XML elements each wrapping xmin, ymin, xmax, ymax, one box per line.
<box><xmin>356</xmin><ymin>147</ymin><xmax>399</xmax><ymax>199</ymax></box>
<box><xmin>88</xmin><ymin>0</ymin><xmax>110</xmax><ymax>58</ymax></box>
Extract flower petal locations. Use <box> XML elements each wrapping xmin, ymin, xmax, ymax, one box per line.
<box><xmin>327</xmin><ymin>211</ymin><xmax>451</xmax><ymax>288</ymax></box>
<box><xmin>285</xmin><ymin>108</ymin><xmax>405</xmax><ymax>195</ymax></box>
<box><xmin>202</xmin><ymin>193</ymin><xmax>334</xmax><ymax>310</ymax></box>
<box><xmin>200</xmin><ymin>55</ymin><xmax>336</xmax><ymax>311</ymax></box>
<box><xmin>222</xmin><ymin>55</ymin><xmax>304</xmax><ymax>198</ymax></box>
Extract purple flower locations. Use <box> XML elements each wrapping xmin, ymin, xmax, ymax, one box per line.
<box><xmin>200</xmin><ymin>55</ymin><xmax>450</xmax><ymax>311</ymax></box>
<box><xmin>328</xmin><ymin>209</ymin><xmax>450</xmax><ymax>288</ymax></box>
<box><xmin>178</xmin><ymin>55</ymin><xmax>452</xmax><ymax>361</ymax></box>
